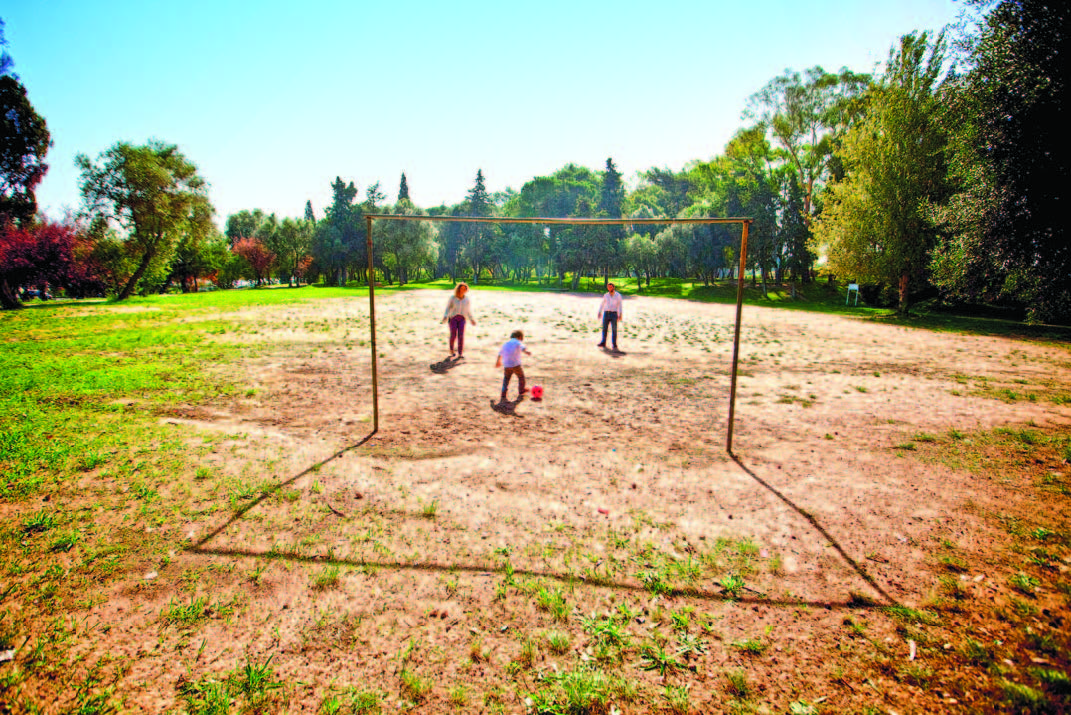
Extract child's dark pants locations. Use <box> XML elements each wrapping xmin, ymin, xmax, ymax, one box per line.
<box><xmin>448</xmin><ymin>315</ymin><xmax>466</xmax><ymax>355</ymax></box>
<box><xmin>501</xmin><ymin>366</ymin><xmax>525</xmax><ymax>399</ymax></box>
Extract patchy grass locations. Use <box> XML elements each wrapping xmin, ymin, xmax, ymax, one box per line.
<box><xmin>2</xmin><ymin>287</ymin><xmax>1070</xmax><ymax>714</ymax></box>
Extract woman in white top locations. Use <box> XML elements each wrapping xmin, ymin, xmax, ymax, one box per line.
<box><xmin>442</xmin><ymin>282</ymin><xmax>477</xmax><ymax>358</ymax></box>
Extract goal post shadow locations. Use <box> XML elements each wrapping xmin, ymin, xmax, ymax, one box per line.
<box><xmin>364</xmin><ymin>213</ymin><xmax>753</xmax><ymax>452</ymax></box>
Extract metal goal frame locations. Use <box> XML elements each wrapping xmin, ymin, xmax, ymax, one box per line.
<box><xmin>364</xmin><ymin>214</ymin><xmax>753</xmax><ymax>453</ymax></box>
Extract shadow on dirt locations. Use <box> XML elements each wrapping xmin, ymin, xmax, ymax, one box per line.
<box><xmin>730</xmin><ymin>454</ymin><xmax>897</xmax><ymax>606</ymax></box>
<box><xmin>190</xmin><ymin>430</ymin><xmax>377</xmax><ymax>549</ymax></box>
<box><xmin>188</xmin><ymin>430</ymin><xmax>900</xmax><ymax>612</ymax></box>
<box><xmin>430</xmin><ymin>356</ymin><xmax>463</xmax><ymax>374</ymax></box>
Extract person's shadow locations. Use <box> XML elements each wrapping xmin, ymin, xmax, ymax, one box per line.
<box><xmin>600</xmin><ymin>346</ymin><xmax>626</xmax><ymax>359</ymax></box>
<box><xmin>490</xmin><ymin>396</ymin><xmax>525</xmax><ymax>417</ymax></box>
<box><xmin>430</xmin><ymin>356</ymin><xmax>463</xmax><ymax>374</ymax></box>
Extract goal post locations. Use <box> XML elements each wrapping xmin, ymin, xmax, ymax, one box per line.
<box><xmin>364</xmin><ymin>214</ymin><xmax>753</xmax><ymax>452</ymax></box>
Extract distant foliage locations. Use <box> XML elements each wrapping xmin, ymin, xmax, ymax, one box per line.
<box><xmin>0</xmin><ymin>218</ymin><xmax>104</xmax><ymax>301</ymax></box>
<box><xmin>930</xmin><ymin>0</ymin><xmax>1069</xmax><ymax>322</ymax></box>
<box><xmin>816</xmin><ymin>32</ymin><xmax>949</xmax><ymax>314</ymax></box>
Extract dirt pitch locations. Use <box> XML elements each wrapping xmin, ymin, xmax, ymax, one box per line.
<box><xmin>43</xmin><ymin>290</ymin><xmax>1071</xmax><ymax>712</ymax></box>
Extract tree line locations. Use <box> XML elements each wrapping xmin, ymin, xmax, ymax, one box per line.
<box><xmin>1</xmin><ymin>1</ymin><xmax>1066</xmax><ymax>322</ymax></box>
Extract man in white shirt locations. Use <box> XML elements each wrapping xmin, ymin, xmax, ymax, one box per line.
<box><xmin>596</xmin><ymin>283</ymin><xmax>623</xmax><ymax>351</ymax></box>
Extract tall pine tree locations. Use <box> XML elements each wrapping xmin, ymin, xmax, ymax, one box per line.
<box><xmin>398</xmin><ymin>173</ymin><xmax>410</xmax><ymax>202</ymax></box>
<box><xmin>598</xmin><ymin>158</ymin><xmax>625</xmax><ymax>286</ymax></box>
<box><xmin>465</xmin><ymin>170</ymin><xmax>491</xmax><ymax>282</ymax></box>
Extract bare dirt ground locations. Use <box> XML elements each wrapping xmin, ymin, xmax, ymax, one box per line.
<box><xmin>38</xmin><ymin>290</ymin><xmax>1071</xmax><ymax>712</ymax></box>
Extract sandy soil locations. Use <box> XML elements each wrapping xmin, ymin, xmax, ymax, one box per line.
<box><xmin>50</xmin><ymin>289</ymin><xmax>1071</xmax><ymax>712</ymax></box>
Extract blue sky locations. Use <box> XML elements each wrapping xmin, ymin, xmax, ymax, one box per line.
<box><xmin>5</xmin><ymin>0</ymin><xmax>962</xmax><ymax>226</ymax></box>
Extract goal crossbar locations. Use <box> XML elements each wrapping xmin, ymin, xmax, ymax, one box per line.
<box><xmin>363</xmin><ymin>214</ymin><xmax>752</xmax><ymax>453</ymax></box>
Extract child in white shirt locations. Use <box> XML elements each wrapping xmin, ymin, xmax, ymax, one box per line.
<box><xmin>495</xmin><ymin>330</ymin><xmax>531</xmax><ymax>402</ymax></box>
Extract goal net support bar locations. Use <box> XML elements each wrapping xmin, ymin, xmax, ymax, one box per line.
<box><xmin>364</xmin><ymin>214</ymin><xmax>752</xmax><ymax>453</ymax></box>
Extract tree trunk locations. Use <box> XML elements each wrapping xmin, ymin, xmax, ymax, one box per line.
<box><xmin>117</xmin><ymin>249</ymin><xmax>156</xmax><ymax>301</ymax></box>
<box><xmin>898</xmin><ymin>273</ymin><xmax>910</xmax><ymax>314</ymax></box>
<box><xmin>0</xmin><ymin>278</ymin><xmax>23</xmax><ymax>309</ymax></box>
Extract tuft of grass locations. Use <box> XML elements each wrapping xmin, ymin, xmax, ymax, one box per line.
<box><xmin>1031</xmin><ymin>527</ymin><xmax>1054</xmax><ymax>542</ymax></box>
<box><xmin>528</xmin><ymin>667</ymin><xmax>612</xmax><ymax>714</ymax></box>
<box><xmin>448</xmin><ymin>684</ymin><xmax>469</xmax><ymax>707</ymax></box>
<box><xmin>160</xmin><ymin>599</ymin><xmax>213</xmax><ymax>625</ymax></box>
<box><xmin>938</xmin><ymin>575</ymin><xmax>968</xmax><ymax>601</ymax></box>
<box><xmin>49</xmin><ymin>528</ymin><xmax>82</xmax><ymax>552</ymax></box>
<box><xmin>1001</xmin><ymin>680</ymin><xmax>1051</xmax><ymax>713</ymax></box>
<box><xmin>230</xmin><ymin>654</ymin><xmax>282</xmax><ymax>701</ymax></box>
<box><xmin>419</xmin><ymin>498</ymin><xmax>439</xmax><ymax>519</ymax></box>
<box><xmin>939</xmin><ymin>554</ymin><xmax>967</xmax><ymax>572</ymax></box>
<box><xmin>718</xmin><ymin>574</ymin><xmax>745</xmax><ymax>598</ymax></box>
<box><xmin>664</xmin><ymin>684</ymin><xmax>690</xmax><ymax>714</ymax></box>
<box><xmin>731</xmin><ymin>637</ymin><xmax>767</xmax><ymax>655</ymax></box>
<box><xmin>724</xmin><ymin>668</ymin><xmax>750</xmax><ymax>698</ymax></box>
<box><xmin>789</xmin><ymin>702</ymin><xmax>819</xmax><ymax>715</ymax></box>
<box><xmin>963</xmin><ymin>638</ymin><xmax>992</xmax><ymax>665</ymax></box>
<box><xmin>884</xmin><ymin>605</ymin><xmax>940</xmax><ymax>625</ymax></box>
<box><xmin>1029</xmin><ymin>667</ymin><xmax>1071</xmax><ymax>695</ymax></box>
<box><xmin>399</xmin><ymin>668</ymin><xmax>431</xmax><ymax>702</ymax></box>
<box><xmin>21</xmin><ymin>509</ymin><xmax>56</xmax><ymax>534</ymax></box>
<box><xmin>1009</xmin><ymin>571</ymin><xmax>1040</xmax><ymax>595</ymax></box>
<box><xmin>312</xmin><ymin>564</ymin><xmax>342</xmax><ymax>590</ymax></box>
<box><xmin>178</xmin><ymin>675</ymin><xmax>231</xmax><ymax>715</ymax></box>
<box><xmin>638</xmin><ymin>642</ymin><xmax>683</xmax><ymax>676</ymax></box>
<box><xmin>544</xmin><ymin>631</ymin><xmax>571</xmax><ymax>655</ymax></box>
<box><xmin>639</xmin><ymin>569</ymin><xmax>672</xmax><ymax>596</ymax></box>
<box><xmin>898</xmin><ymin>663</ymin><xmax>934</xmax><ymax>687</ymax></box>
<box><xmin>536</xmin><ymin>587</ymin><xmax>569</xmax><ymax>622</ymax></box>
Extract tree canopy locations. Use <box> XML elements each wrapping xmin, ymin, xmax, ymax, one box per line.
<box><xmin>76</xmin><ymin>140</ymin><xmax>214</xmax><ymax>300</ymax></box>
<box><xmin>815</xmin><ymin>32</ymin><xmax>949</xmax><ymax>313</ymax></box>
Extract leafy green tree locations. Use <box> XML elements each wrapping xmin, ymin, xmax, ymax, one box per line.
<box><xmin>272</xmin><ymin>217</ymin><xmax>312</xmax><ymax>286</ymax></box>
<box><xmin>930</xmin><ymin>0</ymin><xmax>1069</xmax><ymax>322</ymax></box>
<box><xmin>225</xmin><ymin>209</ymin><xmax>265</xmax><ymax>245</ymax></box>
<box><xmin>204</xmin><ymin>234</ymin><xmax>245</xmax><ymax>289</ymax></box>
<box><xmin>397</xmin><ymin>173</ymin><xmax>410</xmax><ymax>202</ymax></box>
<box><xmin>365</xmin><ymin>181</ymin><xmax>386</xmax><ymax>212</ymax></box>
<box><xmin>555</xmin><ymin>195</ymin><xmax>595</xmax><ymax>290</ymax></box>
<box><xmin>311</xmin><ymin>177</ymin><xmax>360</xmax><ymax>286</ymax></box>
<box><xmin>464</xmin><ymin>169</ymin><xmax>493</xmax><ymax>283</ymax></box>
<box><xmin>509</xmin><ymin>164</ymin><xmax>599</xmax><ymax>285</ymax></box>
<box><xmin>164</xmin><ymin>205</ymin><xmax>218</xmax><ymax>293</ymax></box>
<box><xmin>376</xmin><ymin>199</ymin><xmax>437</xmax><ymax>284</ymax></box>
<box><xmin>637</xmin><ymin>167</ymin><xmax>692</xmax><ymax>217</ymax></box>
<box><xmin>779</xmin><ymin>171</ymin><xmax>811</xmax><ymax>282</ymax></box>
<box><xmin>254</xmin><ymin>212</ymin><xmax>279</xmax><ymax>259</ymax></box>
<box><xmin>76</xmin><ymin>140</ymin><xmax>214</xmax><ymax>300</ymax></box>
<box><xmin>0</xmin><ymin>72</ymin><xmax>51</xmax><ymax>308</ymax></box>
<box><xmin>625</xmin><ymin>232</ymin><xmax>658</xmax><ymax>288</ymax></box>
<box><xmin>304</xmin><ymin>200</ymin><xmax>315</xmax><ymax>223</ymax></box>
<box><xmin>0</xmin><ymin>18</ymin><xmax>14</xmax><ymax>78</ymax></box>
<box><xmin>596</xmin><ymin>158</ymin><xmax>625</xmax><ymax>285</ymax></box>
<box><xmin>0</xmin><ymin>76</ymin><xmax>50</xmax><ymax>229</ymax></box>
<box><xmin>748</xmin><ymin>64</ymin><xmax>870</xmax><ymax>279</ymax></box>
<box><xmin>814</xmin><ymin>32</ymin><xmax>949</xmax><ymax>313</ymax></box>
